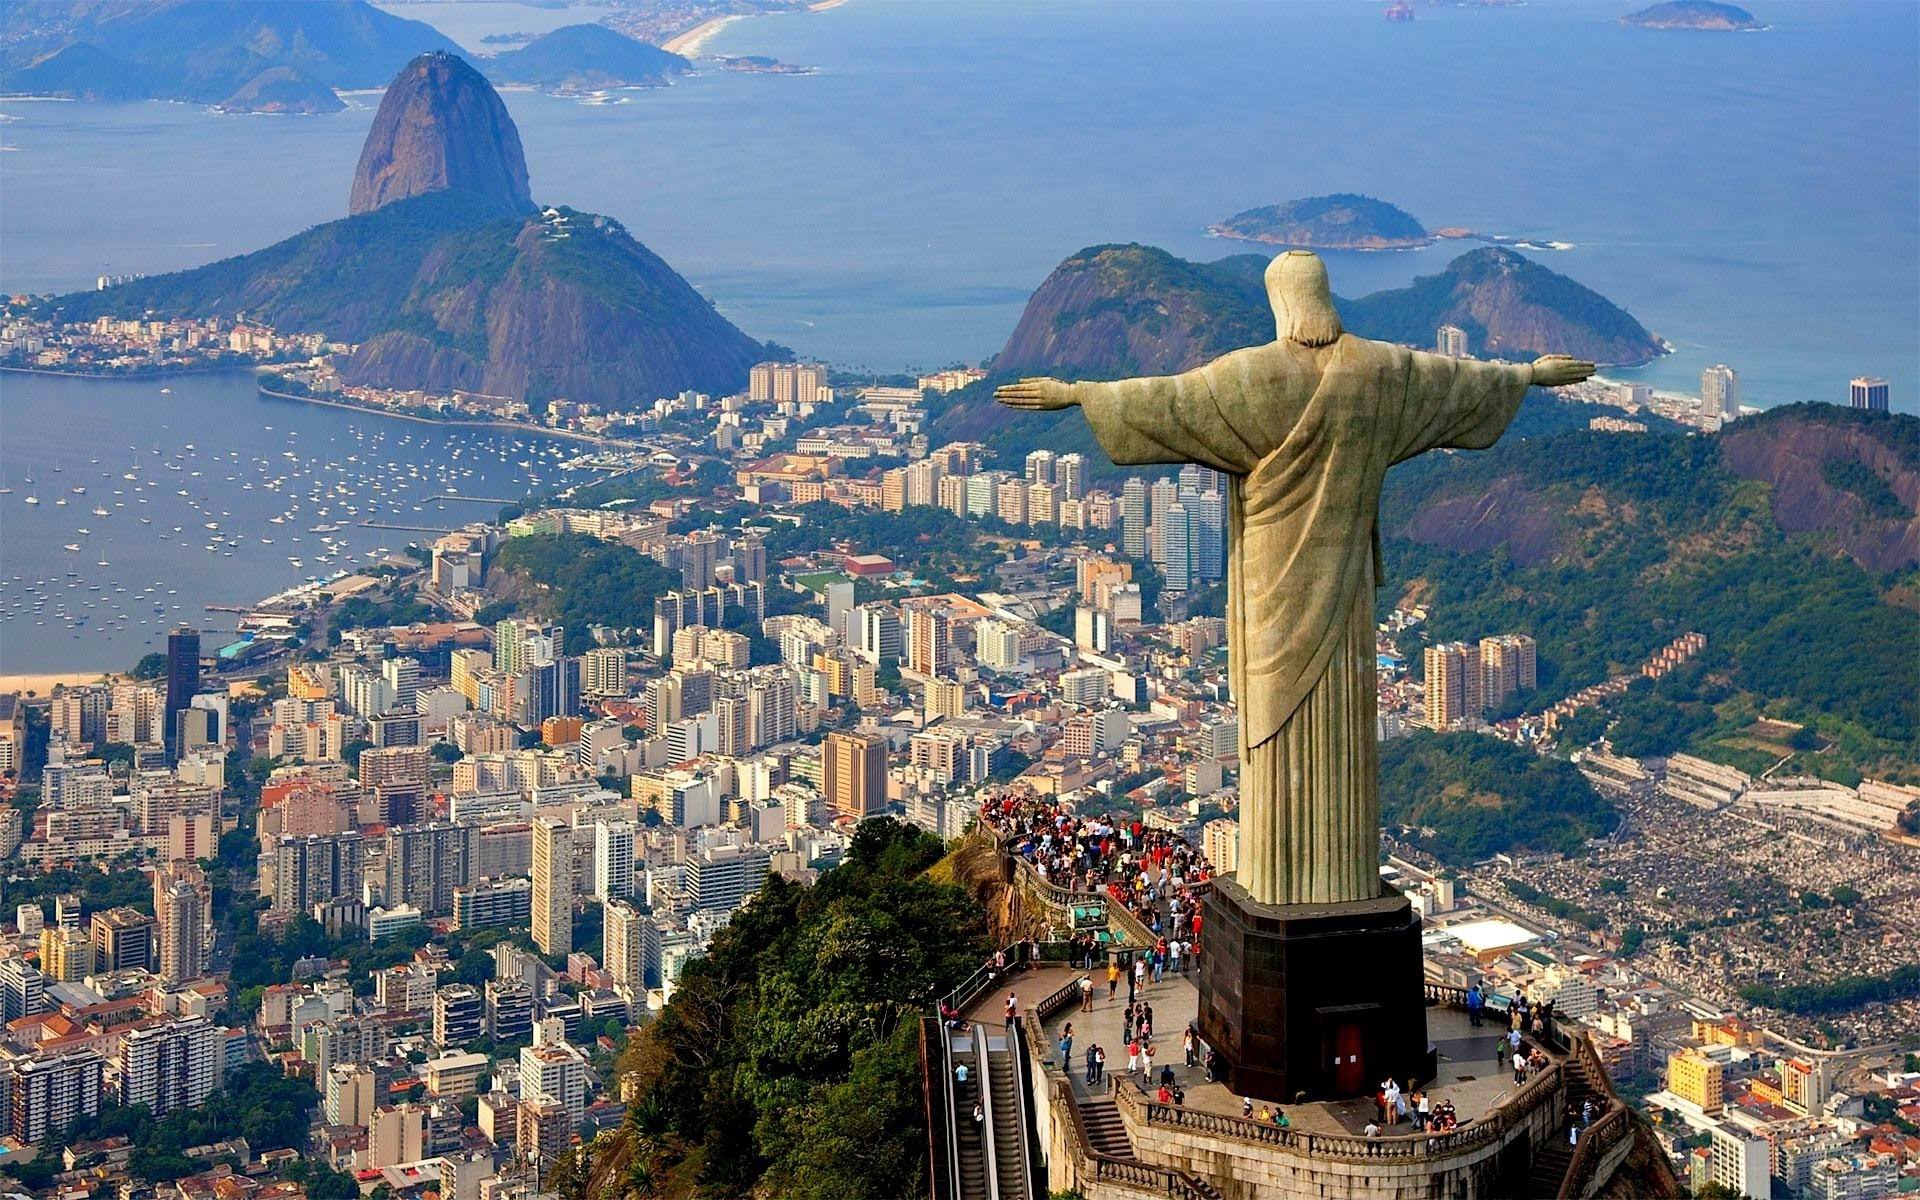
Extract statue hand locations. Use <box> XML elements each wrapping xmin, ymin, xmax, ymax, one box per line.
<box><xmin>1529</xmin><ymin>355</ymin><xmax>1596</xmax><ymax>388</ymax></box>
<box><xmin>995</xmin><ymin>378</ymin><xmax>1079</xmax><ymax>411</ymax></box>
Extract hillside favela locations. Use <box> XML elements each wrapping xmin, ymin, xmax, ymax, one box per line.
<box><xmin>0</xmin><ymin>1</ymin><xmax>1915</xmax><ymax>1199</ymax></box>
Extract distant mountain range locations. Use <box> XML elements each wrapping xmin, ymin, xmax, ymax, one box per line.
<box><xmin>0</xmin><ymin>0</ymin><xmax>457</xmax><ymax>111</ymax></box>
<box><xmin>0</xmin><ymin>2</ymin><xmax>698</xmax><ymax>112</ymax></box>
<box><xmin>1209</xmin><ymin>194</ymin><xmax>1432</xmax><ymax>250</ymax></box>
<box><xmin>45</xmin><ymin>53</ymin><xmax>767</xmax><ymax>407</ymax></box>
<box><xmin>936</xmin><ymin>241</ymin><xmax>1667</xmax><ymax>472</ymax></box>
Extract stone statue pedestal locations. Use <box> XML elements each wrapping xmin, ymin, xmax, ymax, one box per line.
<box><xmin>1197</xmin><ymin>876</ymin><xmax>1435</xmax><ymax>1102</ymax></box>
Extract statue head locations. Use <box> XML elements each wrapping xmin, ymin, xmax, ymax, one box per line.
<box><xmin>1265</xmin><ymin>250</ymin><xmax>1342</xmax><ymax>347</ymax></box>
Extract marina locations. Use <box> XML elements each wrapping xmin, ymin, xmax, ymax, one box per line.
<box><xmin>0</xmin><ymin>371</ymin><xmax>590</xmax><ymax>672</ymax></box>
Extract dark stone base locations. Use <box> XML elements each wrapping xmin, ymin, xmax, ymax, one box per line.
<box><xmin>1196</xmin><ymin>875</ymin><xmax>1435</xmax><ymax>1103</ymax></box>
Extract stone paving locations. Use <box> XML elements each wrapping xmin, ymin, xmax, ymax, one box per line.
<box><xmin>962</xmin><ymin>959</ymin><xmax>1553</xmax><ymax>1137</ymax></box>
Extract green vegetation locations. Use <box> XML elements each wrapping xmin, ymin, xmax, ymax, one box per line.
<box><xmin>1502</xmin><ymin>879</ymin><xmax>1606</xmax><ymax>932</ymax></box>
<box><xmin>4</xmin><ymin>1064</ymin><xmax>317</xmax><ymax>1187</ymax></box>
<box><xmin>1378</xmin><ymin>732</ymin><xmax>1617</xmax><ymax>863</ymax></box>
<box><xmin>1821</xmin><ymin>457</ymin><xmax>1906</xmax><ymax>519</ymax></box>
<box><xmin>1383</xmin><ymin>410</ymin><xmax>1920</xmax><ymax>781</ymax></box>
<box><xmin>1738</xmin><ymin>963</ymin><xmax>1920</xmax><ymax>1016</ymax></box>
<box><xmin>491</xmin><ymin>532</ymin><xmax>680</xmax><ymax>654</ymax></box>
<box><xmin>578</xmin><ymin>819</ymin><xmax>988</xmax><ymax>1200</ymax></box>
<box><xmin>1210</xmin><ymin>193</ymin><xmax>1430</xmax><ymax>248</ymax></box>
<box><xmin>132</xmin><ymin>652</ymin><xmax>168</xmax><ymax>679</ymax></box>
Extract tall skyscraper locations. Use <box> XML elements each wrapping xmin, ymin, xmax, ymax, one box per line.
<box><xmin>1701</xmin><ymin>364</ymin><xmax>1740</xmax><ymax>422</ymax></box>
<box><xmin>603</xmin><ymin>899</ymin><xmax>645</xmax><ymax>992</ymax></box>
<box><xmin>1121</xmin><ymin>477</ymin><xmax>1148</xmax><ymax>559</ymax></box>
<box><xmin>1024</xmin><ymin>448</ymin><xmax>1056</xmax><ymax>484</ymax></box>
<box><xmin>1056</xmin><ymin>453</ymin><xmax>1087</xmax><ymax>500</ymax></box>
<box><xmin>593</xmin><ymin>820</ymin><xmax>635</xmax><ymax>901</ymax></box>
<box><xmin>906</xmin><ymin>607</ymin><xmax>952</xmax><ymax>677</ymax></box>
<box><xmin>1158</xmin><ymin>500</ymin><xmax>1195</xmax><ymax>592</ymax></box>
<box><xmin>164</xmin><ymin>627</ymin><xmax>200</xmax><ymax>758</ymax></box>
<box><xmin>1436</xmin><ymin>324</ymin><xmax>1469</xmax><ymax>358</ymax></box>
<box><xmin>381</xmin><ymin>656</ymin><xmax>422</xmax><ymax>713</ymax></box>
<box><xmin>1423</xmin><ymin>642</ymin><xmax>1483</xmax><ymax>729</ymax></box>
<box><xmin>824</xmin><ymin>730</ymin><xmax>888</xmax><ymax>819</ymax></box>
<box><xmin>155</xmin><ymin>861</ymin><xmax>210</xmax><ymax>984</ymax></box>
<box><xmin>1193</xmin><ymin>488</ymin><xmax>1226</xmax><ymax>582</ymax></box>
<box><xmin>1849</xmin><ymin>375</ymin><xmax>1890</xmax><ymax>411</ymax></box>
<box><xmin>532</xmin><ymin>818</ymin><xmax>571</xmax><ymax>958</ymax></box>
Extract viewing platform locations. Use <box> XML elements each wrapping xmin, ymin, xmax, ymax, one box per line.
<box><xmin>925</xmin><ymin>832</ymin><xmax>1677</xmax><ymax>1200</ymax></box>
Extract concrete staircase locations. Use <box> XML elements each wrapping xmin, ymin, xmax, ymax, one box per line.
<box><xmin>1080</xmin><ymin>1097</ymin><xmax>1135</xmax><ymax>1159</ymax></box>
<box><xmin>1527</xmin><ymin>1055</ymin><xmax>1608</xmax><ymax>1199</ymax></box>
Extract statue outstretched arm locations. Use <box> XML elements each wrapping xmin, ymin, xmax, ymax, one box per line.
<box><xmin>996</xmin><ymin>355</ymin><xmax>1272</xmax><ymax>473</ymax></box>
<box><xmin>1392</xmin><ymin>351</ymin><xmax>1593</xmax><ymax>463</ymax></box>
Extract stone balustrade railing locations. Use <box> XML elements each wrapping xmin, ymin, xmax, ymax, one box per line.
<box><xmin>1113</xmin><ymin>1057</ymin><xmax>1562</xmax><ymax>1165</ymax></box>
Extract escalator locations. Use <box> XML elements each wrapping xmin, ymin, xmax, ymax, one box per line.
<box><xmin>950</xmin><ymin>1033</ymin><xmax>990</xmax><ymax>1200</ymax></box>
<box><xmin>985</xmin><ymin>1039</ymin><xmax>1030</xmax><ymax>1199</ymax></box>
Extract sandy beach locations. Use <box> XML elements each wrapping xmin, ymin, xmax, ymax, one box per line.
<box><xmin>663</xmin><ymin>14</ymin><xmax>746</xmax><ymax>56</ymax></box>
<box><xmin>0</xmin><ymin>671</ymin><xmax>118</xmax><ymax>696</ymax></box>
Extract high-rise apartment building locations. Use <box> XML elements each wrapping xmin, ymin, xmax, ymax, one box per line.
<box><xmin>854</xmin><ymin>604</ymin><xmax>904</xmax><ymax>665</ymax></box>
<box><xmin>117</xmin><ymin>1015</ymin><xmax>223</xmax><ymax>1117</ymax></box>
<box><xmin>748</xmin><ymin>361</ymin><xmax>829</xmax><ymax>406</ymax></box>
<box><xmin>39</xmin><ymin>925</ymin><xmax>94</xmax><ymax>982</ymax></box>
<box><xmin>386</xmin><ymin>823</ymin><xmax>473</xmax><ymax>917</ymax></box>
<box><xmin>1056</xmin><ymin>453</ymin><xmax>1087</xmax><ymax>500</ymax></box>
<box><xmin>532</xmin><ymin>818</ymin><xmax>572</xmax><ymax>957</ymax></box>
<box><xmin>1423</xmin><ymin>642</ymin><xmax>1482</xmax><ymax>729</ymax></box>
<box><xmin>686</xmin><ymin>845</ymin><xmax>772</xmax><ymax>912</ymax></box>
<box><xmin>272</xmin><ymin>832</ymin><xmax>366</xmax><ymax>913</ymax></box>
<box><xmin>583</xmin><ymin>647</ymin><xmax>628</xmax><ymax>696</ymax></box>
<box><xmin>519</xmin><ymin>1042</ymin><xmax>589</xmax><ymax>1127</ymax></box>
<box><xmin>4</xmin><ymin>1048</ymin><xmax>103</xmax><ymax>1145</ymax></box>
<box><xmin>824</xmin><ymin>730</ymin><xmax>888</xmax><ymax>819</ymax></box>
<box><xmin>1849</xmin><ymin>375</ymin><xmax>1889</xmax><ymax>411</ymax></box>
<box><xmin>1701</xmin><ymin>364</ymin><xmax>1740</xmax><ymax>422</ymax></box>
<box><xmin>603</xmin><ymin>898</ymin><xmax>645</xmax><ymax>992</ymax></box>
<box><xmin>1121</xmin><ymin>477</ymin><xmax>1149</xmax><ymax>558</ymax></box>
<box><xmin>1436</xmin><ymin>324</ymin><xmax>1469</xmax><ymax>357</ymax></box>
<box><xmin>1477</xmin><ymin>634</ymin><xmax>1538</xmax><ymax>711</ymax></box>
<box><xmin>906</xmin><ymin>607</ymin><xmax>953</xmax><ymax>678</ymax></box>
<box><xmin>155</xmin><ymin>862</ymin><xmax>210</xmax><ymax>984</ymax></box>
<box><xmin>593</xmin><ymin>820</ymin><xmax>635</xmax><ymax>901</ymax></box>
<box><xmin>434</xmin><ymin>984</ymin><xmax>484</xmax><ymax>1048</ymax></box>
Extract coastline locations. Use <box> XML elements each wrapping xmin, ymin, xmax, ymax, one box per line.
<box><xmin>663</xmin><ymin>15</ymin><xmax>746</xmax><ymax>56</ymax></box>
<box><xmin>0</xmin><ymin>671</ymin><xmax>116</xmax><ymax>696</ymax></box>
<box><xmin>255</xmin><ymin>384</ymin><xmax>628</xmax><ymax>447</ymax></box>
<box><xmin>0</xmin><ymin>363</ymin><xmax>261</xmax><ymax>381</ymax></box>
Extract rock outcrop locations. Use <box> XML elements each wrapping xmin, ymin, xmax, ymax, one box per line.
<box><xmin>51</xmin><ymin>54</ymin><xmax>762</xmax><ymax>405</ymax></box>
<box><xmin>350</xmin><ymin>51</ymin><xmax>534</xmax><ymax>217</ymax></box>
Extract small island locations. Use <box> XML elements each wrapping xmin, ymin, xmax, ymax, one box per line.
<box><xmin>717</xmin><ymin>55</ymin><xmax>817</xmax><ymax>75</ymax></box>
<box><xmin>1620</xmin><ymin>1</ymin><xmax>1766</xmax><ymax>31</ymax></box>
<box><xmin>1208</xmin><ymin>193</ymin><xmax>1433</xmax><ymax>251</ymax></box>
<box><xmin>485</xmin><ymin>23</ymin><xmax>691</xmax><ymax>93</ymax></box>
<box><xmin>215</xmin><ymin>66</ymin><xmax>346</xmax><ymax>115</ymax></box>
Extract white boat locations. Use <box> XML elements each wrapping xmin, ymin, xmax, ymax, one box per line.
<box><xmin>63</xmin><ymin>543</ymin><xmax>80</xmax><ymax>552</ymax></box>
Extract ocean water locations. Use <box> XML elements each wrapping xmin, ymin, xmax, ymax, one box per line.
<box><xmin>0</xmin><ymin>0</ymin><xmax>1913</xmax><ymax>400</ymax></box>
<box><xmin>0</xmin><ymin>0</ymin><xmax>1916</xmax><ymax>670</ymax></box>
<box><xmin>0</xmin><ymin>373</ymin><xmax>588</xmax><ymax>672</ymax></box>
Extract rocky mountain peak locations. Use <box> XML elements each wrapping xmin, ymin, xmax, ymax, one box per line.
<box><xmin>349</xmin><ymin>50</ymin><xmax>533</xmax><ymax>217</ymax></box>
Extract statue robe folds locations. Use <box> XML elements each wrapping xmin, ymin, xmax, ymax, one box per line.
<box><xmin>1076</xmin><ymin>334</ymin><xmax>1531</xmax><ymax>906</ymax></box>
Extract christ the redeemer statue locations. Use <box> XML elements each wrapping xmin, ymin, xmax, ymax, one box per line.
<box><xmin>998</xmin><ymin>251</ymin><xmax>1592</xmax><ymax>909</ymax></box>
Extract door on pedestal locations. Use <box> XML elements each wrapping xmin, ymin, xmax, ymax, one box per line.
<box><xmin>1332</xmin><ymin>1021</ymin><xmax>1366</xmax><ymax>1095</ymax></box>
<box><xmin>1317</xmin><ymin>1003</ymin><xmax>1382</xmax><ymax>1099</ymax></box>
